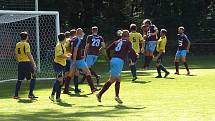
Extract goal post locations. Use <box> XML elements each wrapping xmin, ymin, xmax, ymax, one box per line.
<box><xmin>0</xmin><ymin>10</ymin><xmax>60</xmax><ymax>81</ymax></box>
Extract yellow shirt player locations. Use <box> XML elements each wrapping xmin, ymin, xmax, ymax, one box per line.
<box><xmin>129</xmin><ymin>24</ymin><xmax>144</xmax><ymax>54</ymax></box>
<box><xmin>155</xmin><ymin>29</ymin><xmax>169</xmax><ymax>78</ymax></box>
<box><xmin>50</xmin><ymin>33</ymin><xmax>69</xmax><ymax>102</ymax></box>
<box><xmin>14</xmin><ymin>32</ymin><xmax>37</xmax><ymax>99</ymax></box>
<box><xmin>129</xmin><ymin>24</ymin><xmax>144</xmax><ymax>82</ymax></box>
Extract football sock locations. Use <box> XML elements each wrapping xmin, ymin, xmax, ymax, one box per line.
<box><xmin>183</xmin><ymin>62</ymin><xmax>189</xmax><ymax>72</ymax></box>
<box><xmin>64</xmin><ymin>77</ymin><xmax>71</xmax><ymax>93</ymax></box>
<box><xmin>81</xmin><ymin>75</ymin><xmax>86</xmax><ymax>83</ymax></box>
<box><xmin>130</xmin><ymin>64</ymin><xmax>137</xmax><ymax>77</ymax></box>
<box><xmin>115</xmin><ymin>81</ymin><xmax>120</xmax><ymax>97</ymax></box>
<box><xmin>98</xmin><ymin>81</ymin><xmax>112</xmax><ymax>97</ymax></box>
<box><xmin>74</xmin><ymin>75</ymin><xmax>79</xmax><ymax>91</ymax></box>
<box><xmin>56</xmin><ymin>84</ymin><xmax>62</xmax><ymax>99</ymax></box>
<box><xmin>29</xmin><ymin>79</ymin><xmax>36</xmax><ymax>96</ymax></box>
<box><xmin>156</xmin><ymin>66</ymin><xmax>161</xmax><ymax>76</ymax></box>
<box><xmin>15</xmin><ymin>80</ymin><xmax>22</xmax><ymax>96</ymax></box>
<box><xmin>148</xmin><ymin>56</ymin><xmax>153</xmax><ymax>66</ymax></box>
<box><xmin>90</xmin><ymin>68</ymin><xmax>98</xmax><ymax>78</ymax></box>
<box><xmin>51</xmin><ymin>80</ymin><xmax>60</xmax><ymax>96</ymax></box>
<box><xmin>160</xmin><ymin>64</ymin><xmax>168</xmax><ymax>73</ymax></box>
<box><xmin>86</xmin><ymin>75</ymin><xmax>95</xmax><ymax>90</ymax></box>
<box><xmin>175</xmin><ymin>62</ymin><xmax>179</xmax><ymax>72</ymax></box>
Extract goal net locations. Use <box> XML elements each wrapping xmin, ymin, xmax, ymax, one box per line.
<box><xmin>0</xmin><ymin>10</ymin><xmax>60</xmax><ymax>82</ymax></box>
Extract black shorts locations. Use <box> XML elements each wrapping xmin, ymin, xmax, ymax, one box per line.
<box><xmin>128</xmin><ymin>53</ymin><xmax>137</xmax><ymax>63</ymax></box>
<box><xmin>53</xmin><ymin>62</ymin><xmax>65</xmax><ymax>75</ymax></box>
<box><xmin>18</xmin><ymin>62</ymin><xmax>34</xmax><ymax>80</ymax></box>
<box><xmin>157</xmin><ymin>52</ymin><xmax>165</xmax><ymax>64</ymax></box>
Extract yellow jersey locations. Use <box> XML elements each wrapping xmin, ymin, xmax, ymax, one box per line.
<box><xmin>156</xmin><ymin>36</ymin><xmax>167</xmax><ymax>53</ymax></box>
<box><xmin>129</xmin><ymin>32</ymin><xmax>143</xmax><ymax>53</ymax></box>
<box><xmin>54</xmin><ymin>42</ymin><xmax>67</xmax><ymax>66</ymax></box>
<box><xmin>65</xmin><ymin>38</ymin><xmax>71</xmax><ymax>54</ymax></box>
<box><xmin>15</xmin><ymin>41</ymin><xmax>31</xmax><ymax>62</ymax></box>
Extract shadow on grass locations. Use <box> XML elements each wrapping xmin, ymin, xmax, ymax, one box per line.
<box><xmin>67</xmin><ymin>93</ymin><xmax>89</xmax><ymax>97</ymax></box>
<box><xmin>56</xmin><ymin>101</ymin><xmax>74</xmax><ymax>107</ymax></box>
<box><xmin>17</xmin><ymin>98</ymin><xmax>37</xmax><ymax>103</ymax></box>
<box><xmin>132</xmin><ymin>81</ymin><xmax>151</xmax><ymax>84</ymax></box>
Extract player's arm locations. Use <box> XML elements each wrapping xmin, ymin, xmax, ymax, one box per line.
<box><xmin>139</xmin><ymin>33</ymin><xmax>145</xmax><ymax>53</ymax></box>
<box><xmin>25</xmin><ymin>43</ymin><xmax>36</xmax><ymax>70</ymax></box>
<box><xmin>185</xmin><ymin>36</ymin><xmax>191</xmax><ymax>53</ymax></box>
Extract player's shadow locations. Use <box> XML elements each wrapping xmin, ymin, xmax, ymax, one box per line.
<box><xmin>132</xmin><ymin>80</ymin><xmax>151</xmax><ymax>84</ymax></box>
<box><xmin>17</xmin><ymin>98</ymin><xmax>37</xmax><ymax>103</ymax></box>
<box><xmin>68</xmin><ymin>93</ymin><xmax>88</xmax><ymax>97</ymax></box>
<box><xmin>56</xmin><ymin>101</ymin><xmax>73</xmax><ymax>107</ymax></box>
<box><xmin>97</xmin><ymin>104</ymin><xmax>146</xmax><ymax>110</ymax></box>
<box><xmin>164</xmin><ymin>77</ymin><xmax>175</xmax><ymax>79</ymax></box>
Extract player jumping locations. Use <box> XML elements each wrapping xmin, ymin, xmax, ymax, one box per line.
<box><xmin>174</xmin><ymin>26</ymin><xmax>191</xmax><ymax>75</ymax></box>
<box><xmin>14</xmin><ymin>32</ymin><xmax>38</xmax><ymax>99</ymax></box>
<box><xmin>96</xmin><ymin>30</ymin><xmax>137</xmax><ymax>104</ymax></box>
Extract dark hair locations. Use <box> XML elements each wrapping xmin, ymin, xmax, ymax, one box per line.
<box><xmin>70</xmin><ymin>29</ymin><xmax>76</xmax><ymax>36</ymax></box>
<box><xmin>20</xmin><ymin>32</ymin><xmax>28</xmax><ymax>40</ymax></box>
<box><xmin>64</xmin><ymin>31</ymin><xmax>70</xmax><ymax>38</ymax></box>
<box><xmin>161</xmin><ymin>29</ymin><xmax>167</xmax><ymax>35</ymax></box>
<box><xmin>143</xmin><ymin>19</ymin><xmax>151</xmax><ymax>25</ymax></box>
<box><xmin>130</xmin><ymin>24</ymin><xmax>137</xmax><ymax>31</ymax></box>
<box><xmin>58</xmin><ymin>33</ymin><xmax>66</xmax><ymax>42</ymax></box>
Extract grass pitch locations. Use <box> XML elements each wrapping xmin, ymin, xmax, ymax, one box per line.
<box><xmin>0</xmin><ymin>56</ymin><xmax>215</xmax><ymax>121</ymax></box>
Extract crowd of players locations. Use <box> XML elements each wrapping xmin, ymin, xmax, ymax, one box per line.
<box><xmin>13</xmin><ymin>19</ymin><xmax>191</xmax><ymax>104</ymax></box>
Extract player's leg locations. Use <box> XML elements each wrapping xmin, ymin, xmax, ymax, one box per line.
<box><xmin>181</xmin><ymin>50</ymin><xmax>190</xmax><ymax>75</ymax></box>
<box><xmin>50</xmin><ymin>63</ymin><xmax>64</xmax><ymax>101</ymax></box>
<box><xmin>174</xmin><ymin>51</ymin><xmax>181</xmax><ymax>75</ymax></box>
<box><xmin>63</xmin><ymin>60</ymin><xmax>71</xmax><ymax>94</ymax></box>
<box><xmin>148</xmin><ymin>41</ymin><xmax>156</xmax><ymax>67</ymax></box>
<box><xmin>159</xmin><ymin>54</ymin><xmax>169</xmax><ymax>78</ymax></box>
<box><xmin>25</xmin><ymin>62</ymin><xmax>38</xmax><ymax>99</ymax></box>
<box><xmin>144</xmin><ymin>42</ymin><xmax>150</xmax><ymax>68</ymax></box>
<box><xmin>97</xmin><ymin>57</ymin><xmax>124</xmax><ymax>103</ymax></box>
<box><xmin>129</xmin><ymin>54</ymin><xmax>137</xmax><ymax>81</ymax></box>
<box><xmin>156</xmin><ymin>58</ymin><xmax>162</xmax><ymax>78</ymax></box>
<box><xmin>14</xmin><ymin>62</ymin><xmax>24</xmax><ymax>99</ymax></box>
<box><xmin>77</xmin><ymin>59</ymin><xmax>98</xmax><ymax>92</ymax></box>
<box><xmin>86</xmin><ymin>55</ymin><xmax>100</xmax><ymax>85</ymax></box>
<box><xmin>114</xmin><ymin>77</ymin><xmax>123</xmax><ymax>104</ymax></box>
<box><xmin>74</xmin><ymin>70</ymin><xmax>81</xmax><ymax>93</ymax></box>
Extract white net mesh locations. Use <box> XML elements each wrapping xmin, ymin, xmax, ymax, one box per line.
<box><xmin>0</xmin><ymin>12</ymin><xmax>58</xmax><ymax>81</ymax></box>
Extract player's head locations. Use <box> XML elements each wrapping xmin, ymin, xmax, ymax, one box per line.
<box><xmin>92</xmin><ymin>26</ymin><xmax>98</xmax><ymax>35</ymax></box>
<box><xmin>178</xmin><ymin>26</ymin><xmax>185</xmax><ymax>34</ymax></box>
<box><xmin>141</xmin><ymin>24</ymin><xmax>148</xmax><ymax>32</ymax></box>
<box><xmin>20</xmin><ymin>31</ymin><xmax>28</xmax><ymax>41</ymax></box>
<box><xmin>122</xmin><ymin>30</ymin><xmax>129</xmax><ymax>38</ymax></box>
<box><xmin>58</xmin><ymin>33</ymin><xmax>66</xmax><ymax>43</ymax></box>
<box><xmin>160</xmin><ymin>29</ymin><xmax>167</xmax><ymax>37</ymax></box>
<box><xmin>76</xmin><ymin>28</ymin><xmax>84</xmax><ymax>38</ymax></box>
<box><xmin>143</xmin><ymin>19</ymin><xmax>151</xmax><ymax>27</ymax></box>
<box><xmin>130</xmin><ymin>24</ymin><xmax>137</xmax><ymax>32</ymax></box>
<box><xmin>70</xmin><ymin>29</ymin><xmax>77</xmax><ymax>37</ymax></box>
<box><xmin>64</xmin><ymin>31</ymin><xmax>70</xmax><ymax>38</ymax></box>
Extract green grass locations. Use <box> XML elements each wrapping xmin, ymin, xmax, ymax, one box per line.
<box><xmin>0</xmin><ymin>56</ymin><xmax>215</xmax><ymax>121</ymax></box>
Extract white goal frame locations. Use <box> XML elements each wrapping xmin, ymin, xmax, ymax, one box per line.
<box><xmin>0</xmin><ymin>10</ymin><xmax>60</xmax><ymax>82</ymax></box>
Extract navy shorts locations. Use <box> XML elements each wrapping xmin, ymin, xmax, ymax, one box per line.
<box><xmin>156</xmin><ymin>52</ymin><xmax>165</xmax><ymax>64</ymax></box>
<box><xmin>18</xmin><ymin>62</ymin><xmax>34</xmax><ymax>80</ymax></box>
<box><xmin>53</xmin><ymin>62</ymin><xmax>65</xmax><ymax>76</ymax></box>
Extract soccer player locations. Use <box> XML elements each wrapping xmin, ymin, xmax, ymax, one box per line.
<box><xmin>174</xmin><ymin>26</ymin><xmax>191</xmax><ymax>75</ymax></box>
<box><xmin>143</xmin><ymin>19</ymin><xmax>159</xmax><ymax>69</ymax></box>
<box><xmin>49</xmin><ymin>33</ymin><xmax>69</xmax><ymax>102</ymax></box>
<box><xmin>70</xmin><ymin>28</ymin><xmax>99</xmax><ymax>93</ymax></box>
<box><xmin>14</xmin><ymin>32</ymin><xmax>37</xmax><ymax>99</ymax></box>
<box><xmin>129</xmin><ymin>24</ymin><xmax>144</xmax><ymax>81</ymax></box>
<box><xmin>81</xmin><ymin>26</ymin><xmax>106</xmax><ymax>85</ymax></box>
<box><xmin>96</xmin><ymin>30</ymin><xmax>137</xmax><ymax>104</ymax></box>
<box><xmin>154</xmin><ymin>29</ymin><xmax>170</xmax><ymax>78</ymax></box>
<box><xmin>63</xmin><ymin>29</ymin><xmax>81</xmax><ymax>94</ymax></box>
